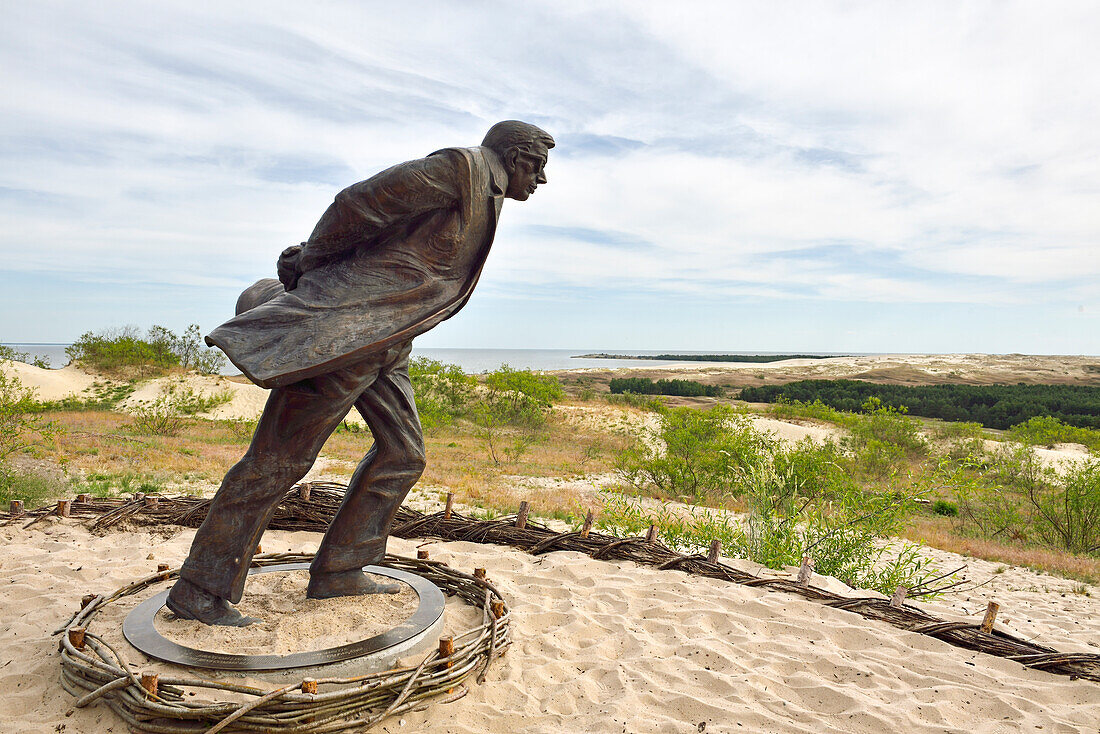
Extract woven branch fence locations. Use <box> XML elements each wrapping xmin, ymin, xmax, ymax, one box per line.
<box><xmin>6</xmin><ymin>483</ymin><xmax>1099</xmax><ymax>685</ymax></box>
<box><xmin>56</xmin><ymin>553</ymin><xmax>509</xmax><ymax>733</ymax></box>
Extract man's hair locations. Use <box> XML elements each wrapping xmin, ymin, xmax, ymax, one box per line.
<box><xmin>482</xmin><ymin>120</ymin><xmax>555</xmax><ymax>160</ymax></box>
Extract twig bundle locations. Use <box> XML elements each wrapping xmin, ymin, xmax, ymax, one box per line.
<box><xmin>56</xmin><ymin>553</ymin><xmax>510</xmax><ymax>733</ymax></box>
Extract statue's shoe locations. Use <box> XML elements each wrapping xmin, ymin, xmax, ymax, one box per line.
<box><xmin>165</xmin><ymin>579</ymin><xmax>259</xmax><ymax>627</ymax></box>
<box><xmin>306</xmin><ymin>569</ymin><xmax>402</xmax><ymax>599</ymax></box>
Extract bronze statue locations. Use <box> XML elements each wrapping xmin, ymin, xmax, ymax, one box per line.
<box><xmin>167</xmin><ymin>121</ymin><xmax>554</xmax><ymax>625</ymax></box>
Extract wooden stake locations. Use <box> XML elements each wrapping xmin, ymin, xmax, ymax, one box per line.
<box><xmin>157</xmin><ymin>563</ymin><xmax>170</xmax><ymax>579</ymax></box>
<box><xmin>580</xmin><ymin>510</ymin><xmax>594</xmax><ymax>538</ymax></box>
<box><xmin>57</xmin><ymin>499</ymin><xmax>71</xmax><ymax>518</ymax></box>
<box><xmin>76</xmin><ymin>493</ymin><xmax>91</xmax><ymax>503</ymax></box>
<box><xmin>797</xmin><ymin>556</ymin><xmax>815</xmax><ymax>586</ymax></box>
<box><xmin>140</xmin><ymin>672</ymin><xmax>158</xmax><ymax>697</ymax></box>
<box><xmin>706</xmin><ymin>539</ymin><xmax>720</xmax><ymax>564</ymax></box>
<box><xmin>417</xmin><ymin>549</ymin><xmax>430</xmax><ymax>560</ymax></box>
<box><xmin>301</xmin><ymin>678</ymin><xmax>318</xmax><ymax>694</ymax></box>
<box><xmin>67</xmin><ymin>627</ymin><xmax>86</xmax><ymax>650</ymax></box>
<box><xmin>474</xmin><ymin>568</ymin><xmax>487</xmax><ymax>581</ymax></box>
<box><xmin>439</xmin><ymin>636</ymin><xmax>454</xmax><ymax>691</ymax></box>
<box><xmin>646</xmin><ymin>524</ymin><xmax>658</xmax><ymax>542</ymax></box>
<box><xmin>133</xmin><ymin>492</ymin><xmax>145</xmax><ymax>503</ymax></box>
<box><xmin>515</xmin><ymin>501</ymin><xmax>529</xmax><ymax>530</ymax></box>
<box><xmin>80</xmin><ymin>594</ymin><xmax>96</xmax><ymax>609</ymax></box>
<box><xmin>298</xmin><ymin>484</ymin><xmax>311</xmax><ymax>502</ymax></box>
<box><xmin>144</xmin><ymin>495</ymin><xmax>158</xmax><ymax>509</ymax></box>
<box><xmin>490</xmin><ymin>600</ymin><xmax>505</xmax><ymax>619</ymax></box>
<box><xmin>9</xmin><ymin>500</ymin><xmax>23</xmax><ymax>516</ymax></box>
<box><xmin>890</xmin><ymin>586</ymin><xmax>908</xmax><ymax>608</ymax></box>
<box><xmin>980</xmin><ymin>601</ymin><xmax>1000</xmax><ymax>633</ymax></box>
<box><xmin>444</xmin><ymin>493</ymin><xmax>454</xmax><ymax>519</ymax></box>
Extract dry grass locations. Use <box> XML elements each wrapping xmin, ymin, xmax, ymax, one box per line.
<box><xmin>901</xmin><ymin>516</ymin><xmax>1100</xmax><ymax>583</ymax></box>
<box><xmin>321</xmin><ymin>402</ymin><xmax>638</xmax><ymax>520</ymax></box>
<box><xmin>11</xmin><ymin>400</ymin><xmax>1099</xmax><ymax>585</ymax></box>
<box><xmin>30</xmin><ymin>410</ymin><xmax>250</xmax><ymax>492</ymax></box>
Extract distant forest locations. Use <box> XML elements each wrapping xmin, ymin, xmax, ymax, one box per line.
<box><xmin>610</xmin><ymin>377</ymin><xmax>723</xmax><ymax>398</ymax></box>
<box><xmin>739</xmin><ymin>380</ymin><xmax>1100</xmax><ymax>430</ymax></box>
<box><xmin>577</xmin><ymin>353</ymin><xmax>839</xmax><ymax>363</ymax></box>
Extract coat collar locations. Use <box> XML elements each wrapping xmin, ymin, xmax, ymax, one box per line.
<box><xmin>482</xmin><ymin>147</ymin><xmax>509</xmax><ymax>200</ymax></box>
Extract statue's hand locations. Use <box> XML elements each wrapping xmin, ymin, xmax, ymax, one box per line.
<box><xmin>277</xmin><ymin>245</ymin><xmax>303</xmax><ymax>291</ymax></box>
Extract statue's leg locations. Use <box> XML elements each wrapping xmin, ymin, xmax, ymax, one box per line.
<box><xmin>309</xmin><ymin>348</ymin><xmax>424</xmax><ymax>598</ymax></box>
<box><xmin>172</xmin><ymin>372</ymin><xmax>371</xmax><ymax>618</ymax></box>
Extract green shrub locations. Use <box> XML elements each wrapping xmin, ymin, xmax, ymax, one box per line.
<box><xmin>1009</xmin><ymin>416</ymin><xmax>1100</xmax><ymax>452</ymax></box>
<box><xmin>128</xmin><ymin>396</ymin><xmax>188</xmax><ymax>436</ymax></box>
<box><xmin>728</xmin><ymin>463</ymin><xmax>938</xmax><ymax>595</ymax></box>
<box><xmin>408</xmin><ymin>357</ymin><xmax>478</xmax><ymax>432</ymax></box>
<box><xmin>932</xmin><ymin>499</ymin><xmax>959</xmax><ymax>516</ymax></box>
<box><xmin>0</xmin><ymin>368</ymin><xmax>59</xmax><ymax>465</ymax></box>
<box><xmin>39</xmin><ymin>382</ymin><xmax>136</xmax><ymax>412</ymax></box>
<box><xmin>933</xmin><ymin>454</ymin><xmax>1032</xmax><ymax>543</ymax></box>
<box><xmin>162</xmin><ymin>381</ymin><xmax>233</xmax><ymax>415</ymax></box>
<box><xmin>0</xmin><ymin>466</ymin><xmax>68</xmax><ymax>506</ymax></box>
<box><xmin>221</xmin><ymin>418</ymin><xmax>258</xmax><ymax>441</ymax></box>
<box><xmin>1027</xmin><ymin>459</ymin><xmax>1100</xmax><ymax>554</ymax></box>
<box><xmin>765</xmin><ymin>398</ymin><xmax>851</xmax><ymax>426</ymax></box>
<box><xmin>483</xmin><ymin>365</ymin><xmax>565</xmax><ymax>416</ymax></box>
<box><xmin>605</xmin><ymin>392</ymin><xmax>665</xmax><ymax>411</ymax></box>
<box><xmin>66</xmin><ymin>324</ymin><xmax>226</xmax><ymax>377</ymax></box>
<box><xmin>602</xmin><ymin>459</ymin><xmax>941</xmax><ymax>596</ymax></box>
<box><xmin>616</xmin><ymin>405</ymin><xmax>769</xmax><ymax>501</ymax></box>
<box><xmin>76</xmin><ymin>471</ymin><xmax>164</xmax><ymax>498</ymax></box>
<box><xmin>843</xmin><ymin>397</ymin><xmax>928</xmax><ymax>477</ymax></box>
<box><xmin>472</xmin><ymin>365</ymin><xmax>564</xmax><ymax>464</ymax></box>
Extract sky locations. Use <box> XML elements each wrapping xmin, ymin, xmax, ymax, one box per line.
<box><xmin>2</xmin><ymin>1</ymin><xmax>1098</xmax><ymax>354</ymax></box>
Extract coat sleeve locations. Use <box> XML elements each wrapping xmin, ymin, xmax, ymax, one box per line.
<box><xmin>295</xmin><ymin>150</ymin><xmax>463</xmax><ymax>274</ymax></box>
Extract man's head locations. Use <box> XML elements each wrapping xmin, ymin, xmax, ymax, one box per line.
<box><xmin>482</xmin><ymin>120</ymin><xmax>554</xmax><ymax>201</ymax></box>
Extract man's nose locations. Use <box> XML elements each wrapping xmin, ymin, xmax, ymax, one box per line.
<box><xmin>536</xmin><ymin>170</ymin><xmax>547</xmax><ymax>184</ymax></box>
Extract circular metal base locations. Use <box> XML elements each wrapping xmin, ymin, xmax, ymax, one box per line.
<box><xmin>122</xmin><ymin>563</ymin><xmax>445</xmax><ymax>671</ymax></box>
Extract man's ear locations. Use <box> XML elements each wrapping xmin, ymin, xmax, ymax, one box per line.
<box><xmin>503</xmin><ymin>148</ymin><xmax>520</xmax><ymax>174</ymax></box>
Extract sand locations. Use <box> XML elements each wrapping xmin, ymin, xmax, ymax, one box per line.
<box><xmin>2</xmin><ymin>518</ymin><xmax>1098</xmax><ymax>733</ymax></box>
<box><xmin>0</xmin><ymin>361</ymin><xmax>99</xmax><ymax>402</ymax></box>
<box><xmin>153</xmin><ymin>569</ymin><xmax>419</xmax><ymax>656</ymax></box>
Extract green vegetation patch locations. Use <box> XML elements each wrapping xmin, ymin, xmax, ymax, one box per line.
<box><xmin>610</xmin><ymin>377</ymin><xmax>722</xmax><ymax>398</ymax></box>
<box><xmin>579</xmin><ymin>353</ymin><xmax>839</xmax><ymax>363</ymax></box>
<box><xmin>741</xmin><ymin>379</ymin><xmax>1100</xmax><ymax>431</ymax></box>
<box><xmin>607</xmin><ymin>404</ymin><xmax>944</xmax><ymax>595</ymax></box>
<box><xmin>67</xmin><ymin>324</ymin><xmax>226</xmax><ymax>377</ymax></box>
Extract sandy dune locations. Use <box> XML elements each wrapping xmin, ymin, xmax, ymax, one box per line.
<box><xmin>0</xmin><ymin>361</ymin><xmax>98</xmax><ymax>401</ymax></box>
<box><xmin>1</xmin><ymin>519</ymin><xmax>1097</xmax><ymax>733</ymax></box>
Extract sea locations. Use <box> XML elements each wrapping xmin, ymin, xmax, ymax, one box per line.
<box><xmin>1</xmin><ymin>344</ymin><xmax>852</xmax><ymax>375</ymax></box>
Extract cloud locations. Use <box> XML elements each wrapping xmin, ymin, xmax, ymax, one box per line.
<box><xmin>0</xmin><ymin>1</ymin><xmax>1097</xmax><ymax>351</ymax></box>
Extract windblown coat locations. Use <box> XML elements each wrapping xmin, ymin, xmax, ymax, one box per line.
<box><xmin>206</xmin><ymin>146</ymin><xmax>508</xmax><ymax>388</ymax></box>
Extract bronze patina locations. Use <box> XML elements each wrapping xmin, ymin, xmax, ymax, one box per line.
<box><xmin>167</xmin><ymin>121</ymin><xmax>553</xmax><ymax>625</ymax></box>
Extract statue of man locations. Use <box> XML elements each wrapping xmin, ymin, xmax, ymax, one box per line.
<box><xmin>167</xmin><ymin>121</ymin><xmax>554</xmax><ymax>625</ymax></box>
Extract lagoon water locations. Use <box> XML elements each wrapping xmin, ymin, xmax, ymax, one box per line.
<box><xmin>2</xmin><ymin>344</ymin><xmax>850</xmax><ymax>375</ymax></box>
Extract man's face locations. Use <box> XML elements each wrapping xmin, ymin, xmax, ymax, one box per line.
<box><xmin>504</xmin><ymin>146</ymin><xmax>549</xmax><ymax>201</ymax></box>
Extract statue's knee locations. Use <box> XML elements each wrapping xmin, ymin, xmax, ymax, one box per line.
<box><xmin>237</xmin><ymin>453</ymin><xmax>313</xmax><ymax>485</ymax></box>
<box><xmin>374</xmin><ymin>442</ymin><xmax>425</xmax><ymax>484</ymax></box>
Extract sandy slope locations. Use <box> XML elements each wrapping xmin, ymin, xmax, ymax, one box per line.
<box><xmin>0</xmin><ymin>361</ymin><xmax>98</xmax><ymax>401</ymax></box>
<box><xmin>0</xmin><ymin>519</ymin><xmax>1097</xmax><ymax>734</ymax></box>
